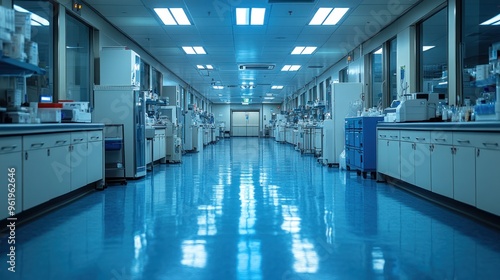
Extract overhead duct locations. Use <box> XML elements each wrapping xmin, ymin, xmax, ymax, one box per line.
<box><xmin>239</xmin><ymin>64</ymin><xmax>275</xmax><ymax>70</ymax></box>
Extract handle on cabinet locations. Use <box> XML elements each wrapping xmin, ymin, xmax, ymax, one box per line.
<box><xmin>56</xmin><ymin>140</ymin><xmax>68</xmax><ymax>145</ymax></box>
<box><xmin>73</xmin><ymin>138</ymin><xmax>84</xmax><ymax>142</ymax></box>
<box><xmin>434</xmin><ymin>138</ymin><xmax>446</xmax><ymax>142</ymax></box>
<box><xmin>402</xmin><ymin>136</ymin><xmax>410</xmax><ymax>140</ymax></box>
<box><xmin>25</xmin><ymin>151</ymin><xmax>28</xmax><ymax>160</ymax></box>
<box><xmin>1</xmin><ymin>145</ymin><xmax>17</xmax><ymax>151</ymax></box>
<box><xmin>456</xmin><ymin>139</ymin><xmax>470</xmax><ymax>144</ymax></box>
<box><xmin>31</xmin><ymin>142</ymin><xmax>45</xmax><ymax>148</ymax></box>
<box><xmin>380</xmin><ymin>134</ymin><xmax>387</xmax><ymax>138</ymax></box>
<box><xmin>390</xmin><ymin>135</ymin><xmax>398</xmax><ymax>139</ymax></box>
<box><xmin>482</xmin><ymin>142</ymin><xmax>499</xmax><ymax>147</ymax></box>
<box><xmin>416</xmin><ymin>137</ymin><xmax>426</xmax><ymax>141</ymax></box>
<box><xmin>90</xmin><ymin>136</ymin><xmax>100</xmax><ymax>140</ymax></box>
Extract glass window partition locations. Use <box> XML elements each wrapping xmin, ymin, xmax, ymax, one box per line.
<box><xmin>461</xmin><ymin>0</ymin><xmax>500</xmax><ymax>106</ymax></box>
<box><xmin>66</xmin><ymin>14</ymin><xmax>90</xmax><ymax>101</ymax></box>
<box><xmin>419</xmin><ymin>8</ymin><xmax>448</xmax><ymax>99</ymax></box>
<box><xmin>13</xmin><ymin>0</ymin><xmax>54</xmax><ymax>103</ymax></box>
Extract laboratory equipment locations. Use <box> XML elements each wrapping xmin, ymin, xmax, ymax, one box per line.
<box><xmin>93</xmin><ymin>86</ymin><xmax>146</xmax><ymax>179</ymax></box>
<box><xmin>322</xmin><ymin>83</ymin><xmax>363</xmax><ymax>166</ymax></box>
<box><xmin>60</xmin><ymin>101</ymin><xmax>91</xmax><ymax>123</ymax></box>
<box><xmin>99</xmin><ymin>48</ymin><xmax>141</xmax><ymax>87</ymax></box>
<box><xmin>103</xmin><ymin>124</ymin><xmax>127</xmax><ymax>185</ymax></box>
<box><xmin>385</xmin><ymin>92</ymin><xmax>445</xmax><ymax>122</ymax></box>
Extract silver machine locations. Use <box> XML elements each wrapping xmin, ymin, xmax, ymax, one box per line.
<box><xmin>92</xmin><ymin>48</ymin><xmax>146</xmax><ymax>179</ymax></box>
<box><xmin>385</xmin><ymin>92</ymin><xmax>446</xmax><ymax>122</ymax></box>
<box><xmin>158</xmin><ymin>106</ymin><xmax>182</xmax><ymax>163</ymax></box>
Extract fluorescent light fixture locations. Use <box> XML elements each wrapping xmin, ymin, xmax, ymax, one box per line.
<box><xmin>170</xmin><ymin>8</ymin><xmax>191</xmax><ymax>25</ymax></box>
<box><xmin>197</xmin><ymin>65</ymin><xmax>205</xmax><ymax>69</ymax></box>
<box><xmin>182</xmin><ymin>46</ymin><xmax>196</xmax><ymax>54</ymax></box>
<box><xmin>243</xmin><ymin>98</ymin><xmax>250</xmax><ymax>103</ymax></box>
<box><xmin>422</xmin><ymin>46</ymin><xmax>435</xmax><ymax>52</ymax></box>
<box><xmin>374</xmin><ymin>48</ymin><xmax>383</xmax><ymax>54</ymax></box>
<box><xmin>182</xmin><ymin>46</ymin><xmax>206</xmax><ymax>54</ymax></box>
<box><xmin>480</xmin><ymin>13</ymin><xmax>500</xmax><ymax>25</ymax></box>
<box><xmin>213</xmin><ymin>86</ymin><xmax>224</xmax><ymax>89</ymax></box>
<box><xmin>236</xmin><ymin>8</ymin><xmax>249</xmax><ymax>25</ymax></box>
<box><xmin>193</xmin><ymin>46</ymin><xmax>206</xmax><ymax>54</ymax></box>
<box><xmin>291</xmin><ymin>46</ymin><xmax>317</xmax><ymax>55</ymax></box>
<box><xmin>309</xmin><ymin>8</ymin><xmax>332</xmax><ymax>25</ymax></box>
<box><xmin>281</xmin><ymin>65</ymin><xmax>301</xmax><ymax>71</ymax></box>
<box><xmin>242</xmin><ymin>102</ymin><xmax>249</xmax><ymax>105</ymax></box>
<box><xmin>218</xmin><ymin>94</ymin><xmax>223</xmax><ymax>96</ymax></box>
<box><xmin>323</xmin><ymin>8</ymin><xmax>349</xmax><ymax>25</ymax></box>
<box><xmin>302</xmin><ymin>47</ymin><xmax>317</xmax><ymax>54</ymax></box>
<box><xmin>292</xmin><ymin>47</ymin><xmax>305</xmax><ymax>55</ymax></box>
<box><xmin>154</xmin><ymin>8</ymin><xmax>191</xmax><ymax>25</ymax></box>
<box><xmin>206</xmin><ymin>65</ymin><xmax>214</xmax><ymax>70</ymax></box>
<box><xmin>271</xmin><ymin>85</ymin><xmax>284</xmax><ymax>89</ymax></box>
<box><xmin>266</xmin><ymin>93</ymin><xmax>273</xmax><ymax>96</ymax></box>
<box><xmin>264</xmin><ymin>97</ymin><xmax>275</xmax><ymax>100</ymax></box>
<box><xmin>309</xmin><ymin>7</ymin><xmax>348</xmax><ymax>25</ymax></box>
<box><xmin>236</xmin><ymin>8</ymin><xmax>266</xmax><ymax>25</ymax></box>
<box><xmin>251</xmin><ymin>8</ymin><xmax>266</xmax><ymax>25</ymax></box>
<box><xmin>14</xmin><ymin>5</ymin><xmax>50</xmax><ymax>26</ymax></box>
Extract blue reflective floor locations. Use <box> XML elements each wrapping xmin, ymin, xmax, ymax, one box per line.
<box><xmin>2</xmin><ymin>137</ymin><xmax>500</xmax><ymax>280</ymax></box>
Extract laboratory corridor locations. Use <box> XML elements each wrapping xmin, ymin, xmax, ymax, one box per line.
<box><xmin>2</xmin><ymin>137</ymin><xmax>500</xmax><ymax>280</ymax></box>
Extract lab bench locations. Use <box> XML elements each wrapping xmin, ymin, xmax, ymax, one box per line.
<box><xmin>376</xmin><ymin>121</ymin><xmax>500</xmax><ymax>219</ymax></box>
<box><xmin>0</xmin><ymin>123</ymin><xmax>105</xmax><ymax>221</ymax></box>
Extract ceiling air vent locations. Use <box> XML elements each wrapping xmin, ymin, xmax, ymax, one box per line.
<box><xmin>239</xmin><ymin>64</ymin><xmax>275</xmax><ymax>70</ymax></box>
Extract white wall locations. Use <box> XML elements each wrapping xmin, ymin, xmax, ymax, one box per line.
<box><xmin>212</xmin><ymin>104</ymin><xmax>280</xmax><ymax>135</ymax></box>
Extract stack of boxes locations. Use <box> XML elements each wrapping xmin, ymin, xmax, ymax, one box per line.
<box><xmin>0</xmin><ymin>6</ymin><xmax>38</xmax><ymax>66</ymax></box>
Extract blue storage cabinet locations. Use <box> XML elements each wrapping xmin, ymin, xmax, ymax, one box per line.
<box><xmin>345</xmin><ymin>116</ymin><xmax>383</xmax><ymax>178</ymax></box>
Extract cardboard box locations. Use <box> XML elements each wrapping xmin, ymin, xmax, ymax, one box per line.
<box><xmin>25</xmin><ymin>40</ymin><xmax>38</xmax><ymax>66</ymax></box>
<box><xmin>15</xmin><ymin>11</ymin><xmax>31</xmax><ymax>41</ymax></box>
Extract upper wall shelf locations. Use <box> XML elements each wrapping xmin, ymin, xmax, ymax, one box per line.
<box><xmin>0</xmin><ymin>51</ymin><xmax>46</xmax><ymax>77</ymax></box>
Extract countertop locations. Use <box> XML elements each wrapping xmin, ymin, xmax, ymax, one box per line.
<box><xmin>0</xmin><ymin>123</ymin><xmax>105</xmax><ymax>136</ymax></box>
<box><xmin>377</xmin><ymin>121</ymin><xmax>500</xmax><ymax>132</ymax></box>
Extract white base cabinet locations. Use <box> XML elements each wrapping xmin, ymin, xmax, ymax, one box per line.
<box><xmin>0</xmin><ymin>137</ymin><xmax>23</xmax><ymax>220</ymax></box>
<box><xmin>0</xmin><ymin>127</ymin><xmax>104</xmax><ymax>216</ymax></box>
<box><xmin>377</xmin><ymin>126</ymin><xmax>500</xmax><ymax>217</ymax></box>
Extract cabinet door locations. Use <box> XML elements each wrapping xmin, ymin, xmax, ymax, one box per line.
<box><xmin>23</xmin><ymin>147</ymin><xmax>70</xmax><ymax>210</ymax></box>
<box><xmin>0</xmin><ymin>151</ymin><xmax>22</xmax><ymax>220</ymax></box>
<box><xmin>377</xmin><ymin>139</ymin><xmax>389</xmax><ymax>175</ymax></box>
<box><xmin>387</xmin><ymin>140</ymin><xmax>401</xmax><ymax>179</ymax></box>
<box><xmin>154</xmin><ymin>135</ymin><xmax>160</xmax><ymax>161</ymax></box>
<box><xmin>87</xmin><ymin>140</ymin><xmax>104</xmax><ymax>184</ymax></box>
<box><xmin>70</xmin><ymin>143</ymin><xmax>88</xmax><ymax>191</ymax></box>
<box><xmin>430</xmin><ymin>144</ymin><xmax>454</xmax><ymax>198</ymax></box>
<box><xmin>414</xmin><ymin>142</ymin><xmax>431</xmax><ymax>191</ymax></box>
<box><xmin>400</xmin><ymin>141</ymin><xmax>415</xmax><ymax>185</ymax></box>
<box><xmin>476</xmin><ymin>149</ymin><xmax>500</xmax><ymax>215</ymax></box>
<box><xmin>453</xmin><ymin>146</ymin><xmax>476</xmax><ymax>206</ymax></box>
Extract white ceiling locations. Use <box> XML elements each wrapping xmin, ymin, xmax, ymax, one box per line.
<box><xmin>84</xmin><ymin>0</ymin><xmax>422</xmax><ymax>104</ymax></box>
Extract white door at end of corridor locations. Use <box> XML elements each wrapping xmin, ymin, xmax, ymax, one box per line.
<box><xmin>232</xmin><ymin>111</ymin><xmax>260</xmax><ymax>137</ymax></box>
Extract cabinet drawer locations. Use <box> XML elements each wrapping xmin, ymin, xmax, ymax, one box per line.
<box><xmin>401</xmin><ymin>130</ymin><xmax>431</xmax><ymax>143</ymax></box>
<box><xmin>0</xmin><ymin>137</ymin><xmax>22</xmax><ymax>154</ymax></box>
<box><xmin>88</xmin><ymin>130</ymin><xmax>103</xmax><ymax>142</ymax></box>
<box><xmin>71</xmin><ymin>131</ymin><xmax>88</xmax><ymax>144</ymax></box>
<box><xmin>23</xmin><ymin>133</ymin><xmax>71</xmax><ymax>150</ymax></box>
<box><xmin>465</xmin><ymin>132</ymin><xmax>500</xmax><ymax>150</ymax></box>
<box><xmin>431</xmin><ymin>131</ymin><xmax>452</xmax><ymax>144</ymax></box>
<box><xmin>453</xmin><ymin>132</ymin><xmax>475</xmax><ymax>147</ymax></box>
<box><xmin>377</xmin><ymin>129</ymin><xmax>399</xmax><ymax>140</ymax></box>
